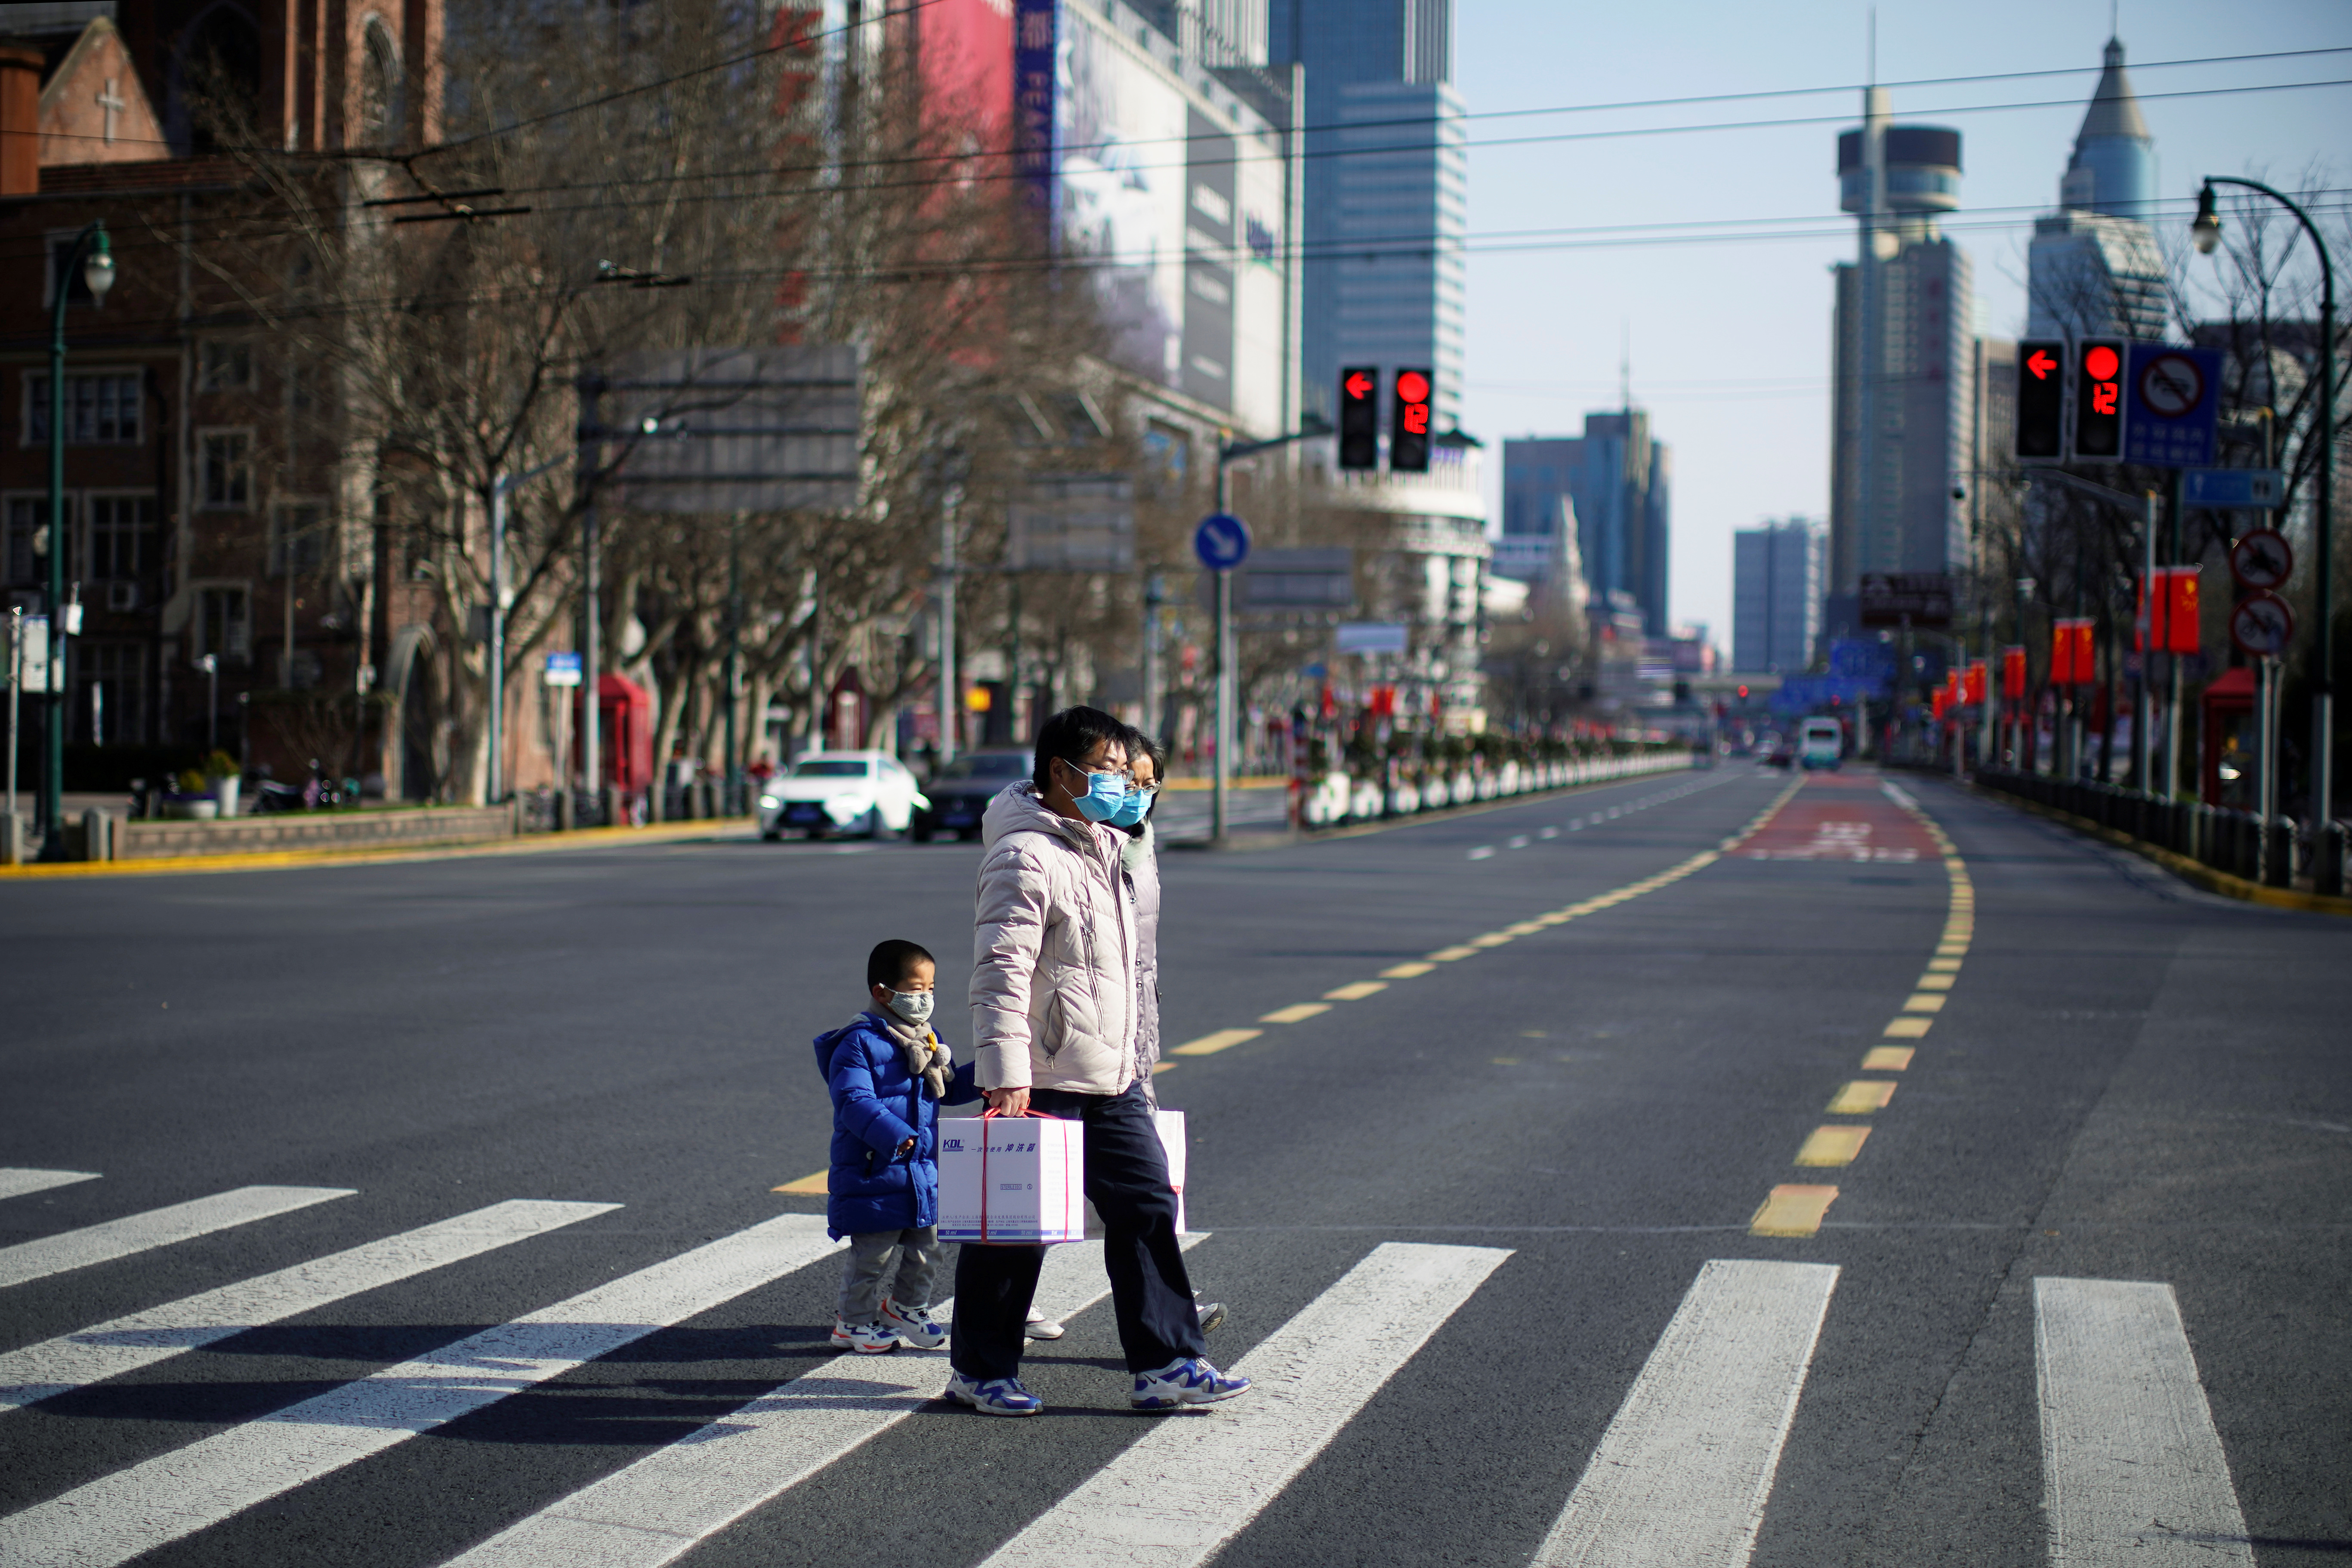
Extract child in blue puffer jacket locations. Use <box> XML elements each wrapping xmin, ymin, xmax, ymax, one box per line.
<box><xmin>811</xmin><ymin>939</ymin><xmax>978</xmax><ymax>1354</ymax></box>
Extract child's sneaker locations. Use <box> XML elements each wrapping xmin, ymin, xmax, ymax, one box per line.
<box><xmin>1130</xmin><ymin>1356</ymin><xmax>1250</xmax><ymax>1411</ymax></box>
<box><xmin>880</xmin><ymin>1297</ymin><xmax>946</xmax><ymax>1349</ymax></box>
<box><xmin>830</xmin><ymin>1317</ymin><xmax>898</xmax><ymax>1355</ymax></box>
<box><xmin>1023</xmin><ymin>1305</ymin><xmax>1065</xmax><ymax>1340</ymax></box>
<box><xmin>946</xmin><ymin>1370</ymin><xmax>1043</xmax><ymax>1417</ymax></box>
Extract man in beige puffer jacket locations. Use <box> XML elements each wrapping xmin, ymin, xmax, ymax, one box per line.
<box><xmin>945</xmin><ymin>707</ymin><xmax>1249</xmax><ymax>1418</ymax></box>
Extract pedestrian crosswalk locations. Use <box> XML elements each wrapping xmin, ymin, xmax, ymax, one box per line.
<box><xmin>0</xmin><ymin>1172</ymin><xmax>2270</xmax><ymax>1567</ymax></box>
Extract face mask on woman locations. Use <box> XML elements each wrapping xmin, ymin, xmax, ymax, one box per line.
<box><xmin>1059</xmin><ymin>759</ymin><xmax>1133</xmax><ymax>823</ymax></box>
<box><xmin>1107</xmin><ymin>787</ymin><xmax>1152</xmax><ymax>829</ymax></box>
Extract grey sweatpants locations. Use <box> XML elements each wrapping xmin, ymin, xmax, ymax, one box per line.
<box><xmin>838</xmin><ymin>1226</ymin><xmax>941</xmax><ymax>1321</ymax></box>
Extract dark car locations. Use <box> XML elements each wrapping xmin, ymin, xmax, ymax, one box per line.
<box><xmin>912</xmin><ymin>750</ymin><xmax>1032</xmax><ymax>841</ymax></box>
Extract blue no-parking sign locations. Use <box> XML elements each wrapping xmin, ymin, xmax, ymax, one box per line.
<box><xmin>2123</xmin><ymin>344</ymin><xmax>2222</xmax><ymax>468</ymax></box>
<box><xmin>1194</xmin><ymin>512</ymin><xmax>1250</xmax><ymax>571</ymax></box>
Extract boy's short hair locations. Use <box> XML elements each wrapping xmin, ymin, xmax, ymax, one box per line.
<box><xmin>1031</xmin><ymin>705</ymin><xmax>1128</xmax><ymax>793</ymax></box>
<box><xmin>867</xmin><ymin>939</ymin><xmax>934</xmax><ymax>991</ymax></box>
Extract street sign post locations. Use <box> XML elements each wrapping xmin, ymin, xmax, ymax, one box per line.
<box><xmin>2230</xmin><ymin>592</ymin><xmax>2295</xmax><ymax>659</ymax></box>
<box><xmin>2184</xmin><ymin>468</ymin><xmax>2287</xmax><ymax>508</ymax></box>
<box><xmin>544</xmin><ymin>651</ymin><xmax>583</xmax><ymax>687</ymax></box>
<box><xmin>2123</xmin><ymin>344</ymin><xmax>2222</xmax><ymax>467</ymax></box>
<box><xmin>1196</xmin><ymin>512</ymin><xmax>1250</xmax><ymax>845</ymax></box>
<box><xmin>2230</xmin><ymin>529</ymin><xmax>2294</xmax><ymax>592</ymax></box>
<box><xmin>1193</xmin><ymin>512</ymin><xmax>1250</xmax><ymax>571</ymax></box>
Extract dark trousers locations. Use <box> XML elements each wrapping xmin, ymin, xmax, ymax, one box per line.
<box><xmin>950</xmin><ymin>1081</ymin><xmax>1204</xmax><ymax>1380</ymax></box>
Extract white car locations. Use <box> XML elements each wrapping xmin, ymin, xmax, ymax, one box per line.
<box><xmin>757</xmin><ymin>751</ymin><xmax>928</xmax><ymax>840</ymax></box>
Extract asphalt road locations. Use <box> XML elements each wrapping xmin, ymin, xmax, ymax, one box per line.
<box><xmin>0</xmin><ymin>765</ymin><xmax>2345</xmax><ymax>1568</ymax></box>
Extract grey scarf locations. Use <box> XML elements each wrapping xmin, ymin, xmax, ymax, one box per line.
<box><xmin>870</xmin><ymin>1009</ymin><xmax>952</xmax><ymax>1100</ymax></box>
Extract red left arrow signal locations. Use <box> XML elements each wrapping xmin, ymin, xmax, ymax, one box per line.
<box><xmin>1344</xmin><ymin>370</ymin><xmax>1374</xmax><ymax>401</ymax></box>
<box><xmin>2026</xmin><ymin>349</ymin><xmax>2058</xmax><ymax>381</ymax></box>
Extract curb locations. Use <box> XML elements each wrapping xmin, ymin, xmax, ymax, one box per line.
<box><xmin>1965</xmin><ymin>784</ymin><xmax>2352</xmax><ymax>919</ymax></box>
<box><xmin>0</xmin><ymin>817</ymin><xmax>755</xmax><ymax>880</ymax></box>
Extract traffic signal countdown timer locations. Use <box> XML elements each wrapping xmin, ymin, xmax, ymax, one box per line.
<box><xmin>2074</xmin><ymin>339</ymin><xmax>2124</xmax><ymax>460</ymax></box>
<box><xmin>1391</xmin><ymin>368</ymin><xmax>1433</xmax><ymax>472</ymax></box>
<box><xmin>1337</xmin><ymin>367</ymin><xmax>1380</xmax><ymax>471</ymax></box>
<box><xmin>2016</xmin><ymin>341</ymin><xmax>2064</xmax><ymax>459</ymax></box>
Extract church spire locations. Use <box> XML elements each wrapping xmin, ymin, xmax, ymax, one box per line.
<box><xmin>2060</xmin><ymin>36</ymin><xmax>2154</xmax><ymax>217</ymax></box>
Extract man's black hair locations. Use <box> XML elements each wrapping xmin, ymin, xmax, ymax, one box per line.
<box><xmin>867</xmin><ymin>939</ymin><xmax>934</xmax><ymax>991</ymax></box>
<box><xmin>1031</xmin><ymin>705</ymin><xmax>1128</xmax><ymax>793</ymax></box>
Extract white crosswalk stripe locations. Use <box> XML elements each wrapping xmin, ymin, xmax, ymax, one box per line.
<box><xmin>1534</xmin><ymin>1258</ymin><xmax>1839</xmax><ymax>1568</ymax></box>
<box><xmin>0</xmin><ymin>1185</ymin><xmax>355</xmax><ymax>1290</ymax></box>
<box><xmin>440</xmin><ymin>1235</ymin><xmax>1209</xmax><ymax>1568</ymax></box>
<box><xmin>978</xmin><ymin>1241</ymin><xmax>1510</xmax><ymax>1568</ymax></box>
<box><xmin>0</xmin><ymin>1169</ymin><xmax>101</xmax><ymax>1204</ymax></box>
<box><xmin>2035</xmin><ymin>1278</ymin><xmax>2253</xmax><ymax>1566</ymax></box>
<box><xmin>0</xmin><ymin>1213</ymin><xmax>839</xmax><ymax>1568</ymax></box>
<box><xmin>0</xmin><ymin>1199</ymin><xmax>619</xmax><ymax>1415</ymax></box>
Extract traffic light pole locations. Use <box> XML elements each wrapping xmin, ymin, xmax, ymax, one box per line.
<box><xmin>2030</xmin><ymin>467</ymin><xmax>2162</xmax><ymax>790</ymax></box>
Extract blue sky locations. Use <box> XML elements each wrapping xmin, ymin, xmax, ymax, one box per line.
<box><xmin>1455</xmin><ymin>0</ymin><xmax>2350</xmax><ymax>649</ymax></box>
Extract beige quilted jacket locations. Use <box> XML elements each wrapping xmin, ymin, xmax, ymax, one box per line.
<box><xmin>969</xmin><ymin>782</ymin><xmax>1139</xmax><ymax>1094</ymax></box>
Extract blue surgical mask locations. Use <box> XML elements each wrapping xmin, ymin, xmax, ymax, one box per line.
<box><xmin>1060</xmin><ymin>760</ymin><xmax>1132</xmax><ymax>823</ymax></box>
<box><xmin>1107</xmin><ymin>787</ymin><xmax>1151</xmax><ymax>828</ymax></box>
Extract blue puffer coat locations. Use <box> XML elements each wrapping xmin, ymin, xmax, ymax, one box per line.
<box><xmin>812</xmin><ymin>1012</ymin><xmax>979</xmax><ymax>1241</ymax></box>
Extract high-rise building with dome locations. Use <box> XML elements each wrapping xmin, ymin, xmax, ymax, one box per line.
<box><xmin>2027</xmin><ymin>39</ymin><xmax>2168</xmax><ymax>341</ymax></box>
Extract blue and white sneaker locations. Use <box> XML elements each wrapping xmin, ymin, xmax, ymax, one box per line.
<box><xmin>880</xmin><ymin>1297</ymin><xmax>947</xmax><ymax>1350</ymax></box>
<box><xmin>830</xmin><ymin>1318</ymin><xmax>897</xmax><ymax>1355</ymax></box>
<box><xmin>946</xmin><ymin>1370</ymin><xmax>1043</xmax><ymax>1417</ymax></box>
<box><xmin>1130</xmin><ymin>1356</ymin><xmax>1251</xmax><ymax>1411</ymax></box>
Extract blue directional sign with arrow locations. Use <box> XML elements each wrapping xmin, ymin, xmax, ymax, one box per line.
<box><xmin>1194</xmin><ymin>512</ymin><xmax>1251</xmax><ymax>571</ymax></box>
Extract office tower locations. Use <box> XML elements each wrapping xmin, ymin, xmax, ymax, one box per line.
<box><xmin>1498</xmin><ymin>414</ymin><xmax>1670</xmax><ymax>635</ymax></box>
<box><xmin>1270</xmin><ymin>0</ymin><xmax>1463</xmax><ymax>429</ymax></box>
<box><xmin>1827</xmin><ymin>100</ymin><xmax>1974</xmax><ymax>607</ymax></box>
<box><xmin>2027</xmin><ymin>38</ymin><xmax>2166</xmax><ymax>340</ymax></box>
<box><xmin>1733</xmin><ymin>520</ymin><xmax>1824</xmax><ymax>674</ymax></box>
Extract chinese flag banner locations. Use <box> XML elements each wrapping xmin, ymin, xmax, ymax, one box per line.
<box><xmin>2002</xmin><ymin>646</ymin><xmax>2028</xmax><ymax>701</ymax></box>
<box><xmin>1932</xmin><ymin>688</ymin><xmax>1950</xmax><ymax>719</ymax></box>
<box><xmin>1964</xmin><ymin>661</ymin><xmax>1987</xmax><ymax>706</ymax></box>
<box><xmin>2051</xmin><ymin>619</ymin><xmax>2096</xmax><ymax>685</ymax></box>
<box><xmin>2068</xmin><ymin>620</ymin><xmax>2096</xmax><ymax>685</ymax></box>
<box><xmin>2164</xmin><ymin>569</ymin><xmax>2200</xmax><ymax>654</ymax></box>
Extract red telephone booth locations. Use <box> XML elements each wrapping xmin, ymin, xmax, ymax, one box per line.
<box><xmin>575</xmin><ymin>675</ymin><xmax>654</xmax><ymax>794</ymax></box>
<box><xmin>2200</xmin><ymin>667</ymin><xmax>2256</xmax><ymax>808</ymax></box>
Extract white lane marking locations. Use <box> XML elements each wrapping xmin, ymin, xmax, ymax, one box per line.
<box><xmin>0</xmin><ymin>1200</ymin><xmax>619</xmax><ymax>1415</ymax></box>
<box><xmin>1536</xmin><ymin>1258</ymin><xmax>1839</xmax><ymax>1568</ymax></box>
<box><xmin>0</xmin><ymin>1186</ymin><xmax>355</xmax><ymax>1290</ymax></box>
<box><xmin>1467</xmin><ymin>846</ymin><xmax>1496</xmax><ymax>860</ymax></box>
<box><xmin>1538</xmin><ymin>827</ymin><xmax>1560</xmax><ymax>840</ymax></box>
<box><xmin>0</xmin><ymin>1214</ymin><xmax>840</xmax><ymax>1568</ymax></box>
<box><xmin>2035</xmin><ymin>1278</ymin><xmax>2253</xmax><ymax>1566</ymax></box>
<box><xmin>438</xmin><ymin>1235</ymin><xmax>1209</xmax><ymax>1568</ymax></box>
<box><xmin>981</xmin><ymin>1241</ymin><xmax>1510</xmax><ymax>1568</ymax></box>
<box><xmin>1880</xmin><ymin>781</ymin><xmax>1920</xmax><ymax>810</ymax></box>
<box><xmin>0</xmin><ymin>1170</ymin><xmax>100</xmax><ymax>1204</ymax></box>
<box><xmin>1508</xmin><ymin>835</ymin><xmax>1531</xmax><ymax>849</ymax></box>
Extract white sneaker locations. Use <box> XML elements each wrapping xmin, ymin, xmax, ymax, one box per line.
<box><xmin>946</xmin><ymin>1370</ymin><xmax>1043</xmax><ymax>1416</ymax></box>
<box><xmin>1130</xmin><ymin>1356</ymin><xmax>1250</xmax><ymax>1411</ymax></box>
<box><xmin>830</xmin><ymin>1317</ymin><xmax>897</xmax><ymax>1355</ymax></box>
<box><xmin>880</xmin><ymin>1297</ymin><xmax>946</xmax><ymax>1349</ymax></box>
<box><xmin>1023</xmin><ymin>1305</ymin><xmax>1065</xmax><ymax>1340</ymax></box>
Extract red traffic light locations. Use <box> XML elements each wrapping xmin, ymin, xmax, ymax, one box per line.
<box><xmin>2025</xmin><ymin>348</ymin><xmax>2058</xmax><ymax>381</ymax></box>
<box><xmin>1390</xmin><ymin>365</ymin><xmax>1432</xmax><ymax>472</ymax></box>
<box><xmin>1396</xmin><ymin>370</ymin><xmax>1430</xmax><ymax>404</ymax></box>
<box><xmin>2083</xmin><ymin>345</ymin><xmax>2120</xmax><ymax>382</ymax></box>
<box><xmin>1344</xmin><ymin>370</ymin><xmax>1375</xmax><ymax>402</ymax></box>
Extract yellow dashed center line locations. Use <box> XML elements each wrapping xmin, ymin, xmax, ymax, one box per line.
<box><xmin>1324</xmin><ymin>981</ymin><xmax>1389</xmax><ymax>1001</ymax></box>
<box><xmin>1172</xmin><ymin>1027</ymin><xmax>1263</xmax><ymax>1057</ymax></box>
<box><xmin>1827</xmin><ymin>1080</ymin><xmax>1898</xmax><ymax>1114</ymax></box>
<box><xmin>1914</xmin><ymin>972</ymin><xmax>1956</xmax><ymax>991</ymax></box>
<box><xmin>1795</xmin><ymin>1127</ymin><xmax>1871</xmax><ymax>1167</ymax></box>
<box><xmin>1380</xmin><ymin>961</ymin><xmax>1436</xmax><ymax>979</ymax></box>
<box><xmin>1751</xmin><ymin>1184</ymin><xmax>1840</xmax><ymax>1237</ymax></box>
<box><xmin>1427</xmin><ymin>946</ymin><xmax>1480</xmax><ymax>962</ymax></box>
<box><xmin>772</xmin><ymin>1170</ymin><xmax>829</xmax><ymax>1195</ymax></box>
<box><xmin>1259</xmin><ymin>1002</ymin><xmax>1332</xmax><ymax>1025</ymax></box>
<box><xmin>1861</xmin><ymin>1045</ymin><xmax>1916</xmax><ymax>1071</ymax></box>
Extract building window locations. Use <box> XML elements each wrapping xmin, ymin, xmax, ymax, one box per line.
<box><xmin>269</xmin><ymin>501</ymin><xmax>330</xmax><ymax>577</ymax></box>
<box><xmin>25</xmin><ymin>372</ymin><xmax>143</xmax><ymax>444</ymax></box>
<box><xmin>194</xmin><ymin>584</ymin><xmax>250</xmax><ymax>663</ymax></box>
<box><xmin>84</xmin><ymin>494</ymin><xmax>155</xmax><ymax>581</ymax></box>
<box><xmin>4</xmin><ymin>494</ymin><xmax>72</xmax><ymax>586</ymax></box>
<box><xmin>198</xmin><ymin>340</ymin><xmax>256</xmax><ymax>392</ymax></box>
<box><xmin>76</xmin><ymin>640</ymin><xmax>147</xmax><ymax>744</ymax></box>
<box><xmin>198</xmin><ymin>430</ymin><xmax>253</xmax><ymax>508</ymax></box>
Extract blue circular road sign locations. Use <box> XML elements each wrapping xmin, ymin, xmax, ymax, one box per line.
<box><xmin>1194</xmin><ymin>512</ymin><xmax>1251</xmax><ymax>571</ymax></box>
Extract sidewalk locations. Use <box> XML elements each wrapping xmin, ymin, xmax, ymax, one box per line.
<box><xmin>0</xmin><ymin>816</ymin><xmax>754</xmax><ymax>880</ymax></box>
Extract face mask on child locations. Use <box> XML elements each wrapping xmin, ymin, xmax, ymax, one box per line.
<box><xmin>884</xmin><ymin>988</ymin><xmax>935</xmax><ymax>1027</ymax></box>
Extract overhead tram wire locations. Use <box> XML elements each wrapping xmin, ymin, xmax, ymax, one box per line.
<box><xmin>11</xmin><ymin>43</ymin><xmax>2340</xmax><ymax>227</ymax></box>
<box><xmin>27</xmin><ymin>190</ymin><xmax>2350</xmax><ymax>348</ymax></box>
<box><xmin>19</xmin><ymin>69</ymin><xmax>2344</xmax><ymax>274</ymax></box>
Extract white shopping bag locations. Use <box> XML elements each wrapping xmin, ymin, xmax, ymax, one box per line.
<box><xmin>938</xmin><ymin>1112</ymin><xmax>1086</xmax><ymax>1244</ymax></box>
<box><xmin>1154</xmin><ymin>1108</ymin><xmax>1188</xmax><ymax>1235</ymax></box>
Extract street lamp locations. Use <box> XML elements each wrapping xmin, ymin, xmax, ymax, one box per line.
<box><xmin>40</xmin><ymin>222</ymin><xmax>115</xmax><ymax>856</ymax></box>
<box><xmin>2191</xmin><ymin>177</ymin><xmax>2337</xmax><ymax>868</ymax></box>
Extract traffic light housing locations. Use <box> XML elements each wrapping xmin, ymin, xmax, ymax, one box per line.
<box><xmin>2073</xmin><ymin>339</ymin><xmax>2124</xmax><ymax>461</ymax></box>
<box><xmin>2016</xmin><ymin>340</ymin><xmax>2064</xmax><ymax>460</ymax></box>
<box><xmin>1390</xmin><ymin>367</ymin><xmax>1432</xmax><ymax>473</ymax></box>
<box><xmin>1337</xmin><ymin>367</ymin><xmax>1380</xmax><ymax>470</ymax></box>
